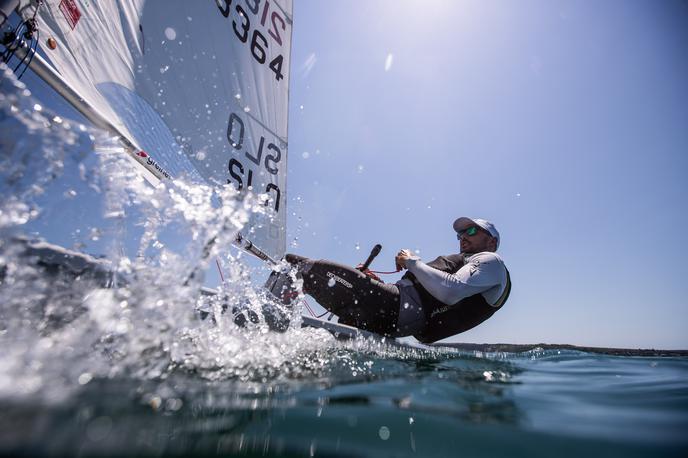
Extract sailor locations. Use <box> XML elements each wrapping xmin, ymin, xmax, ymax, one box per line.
<box><xmin>265</xmin><ymin>217</ymin><xmax>511</xmax><ymax>343</ymax></box>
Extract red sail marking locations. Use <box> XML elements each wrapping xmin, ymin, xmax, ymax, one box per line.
<box><xmin>58</xmin><ymin>0</ymin><xmax>81</xmax><ymax>30</ymax></box>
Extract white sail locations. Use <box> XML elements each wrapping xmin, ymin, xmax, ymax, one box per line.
<box><xmin>17</xmin><ymin>0</ymin><xmax>292</xmax><ymax>260</ymax></box>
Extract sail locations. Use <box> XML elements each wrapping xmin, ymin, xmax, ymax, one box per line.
<box><xmin>17</xmin><ymin>0</ymin><xmax>292</xmax><ymax>260</ymax></box>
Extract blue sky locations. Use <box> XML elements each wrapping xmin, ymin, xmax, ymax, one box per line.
<box><xmin>284</xmin><ymin>0</ymin><xmax>688</xmax><ymax>348</ymax></box>
<box><xmin>16</xmin><ymin>0</ymin><xmax>688</xmax><ymax>348</ymax></box>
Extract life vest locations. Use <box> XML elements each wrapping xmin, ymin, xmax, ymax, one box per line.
<box><xmin>402</xmin><ymin>254</ymin><xmax>511</xmax><ymax>343</ymax></box>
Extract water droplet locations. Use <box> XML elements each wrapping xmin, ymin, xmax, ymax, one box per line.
<box><xmin>160</xmin><ymin>65</ymin><xmax>169</xmax><ymax>74</ymax></box>
<box><xmin>302</xmin><ymin>151</ymin><xmax>310</xmax><ymax>159</ymax></box>
<box><xmin>33</xmin><ymin>103</ymin><xmax>42</xmax><ymax>111</ymax></box>
<box><xmin>149</xmin><ymin>396</ymin><xmax>162</xmax><ymax>410</ymax></box>
<box><xmin>384</xmin><ymin>53</ymin><xmax>394</xmax><ymax>71</ymax></box>
<box><xmin>89</xmin><ymin>228</ymin><xmax>101</xmax><ymax>241</ymax></box>
<box><xmin>165</xmin><ymin>27</ymin><xmax>177</xmax><ymax>40</ymax></box>
<box><xmin>78</xmin><ymin>373</ymin><xmax>93</xmax><ymax>385</ymax></box>
<box><xmin>165</xmin><ymin>398</ymin><xmax>183</xmax><ymax>411</ymax></box>
<box><xmin>327</xmin><ymin>278</ymin><xmax>336</xmax><ymax>287</ymax></box>
<box><xmin>378</xmin><ymin>426</ymin><xmax>390</xmax><ymax>440</ymax></box>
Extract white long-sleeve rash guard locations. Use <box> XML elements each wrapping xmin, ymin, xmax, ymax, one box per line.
<box><xmin>402</xmin><ymin>252</ymin><xmax>508</xmax><ymax>306</ymax></box>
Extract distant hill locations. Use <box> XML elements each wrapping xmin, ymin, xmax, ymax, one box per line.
<box><xmin>435</xmin><ymin>342</ymin><xmax>688</xmax><ymax>357</ymax></box>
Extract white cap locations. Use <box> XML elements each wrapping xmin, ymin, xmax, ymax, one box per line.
<box><xmin>453</xmin><ymin>217</ymin><xmax>500</xmax><ymax>250</ymax></box>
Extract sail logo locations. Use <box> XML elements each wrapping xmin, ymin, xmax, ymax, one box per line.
<box><xmin>58</xmin><ymin>0</ymin><xmax>81</xmax><ymax>30</ymax></box>
<box><xmin>430</xmin><ymin>305</ymin><xmax>452</xmax><ymax>318</ymax></box>
<box><xmin>136</xmin><ymin>151</ymin><xmax>171</xmax><ymax>179</ymax></box>
<box><xmin>326</xmin><ymin>272</ymin><xmax>353</xmax><ymax>289</ymax></box>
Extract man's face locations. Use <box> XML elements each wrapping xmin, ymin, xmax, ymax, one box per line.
<box><xmin>458</xmin><ymin>226</ymin><xmax>496</xmax><ymax>254</ymax></box>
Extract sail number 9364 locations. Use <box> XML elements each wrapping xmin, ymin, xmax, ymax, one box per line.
<box><xmin>226</xmin><ymin>112</ymin><xmax>282</xmax><ymax>212</ymax></box>
<box><xmin>215</xmin><ymin>0</ymin><xmax>287</xmax><ymax>81</ymax></box>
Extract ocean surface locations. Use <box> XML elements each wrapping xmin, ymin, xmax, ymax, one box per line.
<box><xmin>1</xmin><ymin>65</ymin><xmax>688</xmax><ymax>458</ymax></box>
<box><xmin>1</xmin><ymin>341</ymin><xmax>687</xmax><ymax>458</ymax></box>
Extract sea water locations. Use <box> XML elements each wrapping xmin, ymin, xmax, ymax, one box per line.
<box><xmin>1</xmin><ymin>65</ymin><xmax>687</xmax><ymax>458</ymax></box>
<box><xmin>1</xmin><ymin>344</ymin><xmax>686</xmax><ymax>457</ymax></box>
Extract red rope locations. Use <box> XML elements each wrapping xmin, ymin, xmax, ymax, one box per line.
<box><xmin>368</xmin><ymin>269</ymin><xmax>401</xmax><ymax>275</ymax></box>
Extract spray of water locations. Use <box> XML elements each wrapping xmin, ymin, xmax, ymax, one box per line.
<box><xmin>0</xmin><ymin>64</ymin><xmax>459</xmax><ymax>408</ymax></box>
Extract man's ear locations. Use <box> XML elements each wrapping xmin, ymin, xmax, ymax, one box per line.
<box><xmin>487</xmin><ymin>237</ymin><xmax>498</xmax><ymax>252</ymax></box>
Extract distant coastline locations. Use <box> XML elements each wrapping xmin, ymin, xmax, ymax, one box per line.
<box><xmin>437</xmin><ymin>342</ymin><xmax>688</xmax><ymax>357</ymax></box>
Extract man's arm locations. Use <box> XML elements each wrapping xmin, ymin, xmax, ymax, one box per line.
<box><xmin>404</xmin><ymin>253</ymin><xmax>504</xmax><ymax>305</ymax></box>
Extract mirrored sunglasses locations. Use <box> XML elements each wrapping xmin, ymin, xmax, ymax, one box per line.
<box><xmin>456</xmin><ymin>226</ymin><xmax>480</xmax><ymax>239</ymax></box>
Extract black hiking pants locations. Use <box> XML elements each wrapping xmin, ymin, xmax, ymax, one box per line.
<box><xmin>285</xmin><ymin>254</ymin><xmax>401</xmax><ymax>336</ymax></box>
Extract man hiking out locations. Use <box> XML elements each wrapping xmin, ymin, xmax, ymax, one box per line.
<box><xmin>265</xmin><ymin>217</ymin><xmax>511</xmax><ymax>343</ymax></box>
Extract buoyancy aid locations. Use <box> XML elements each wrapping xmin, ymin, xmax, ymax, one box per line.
<box><xmin>401</xmin><ymin>254</ymin><xmax>511</xmax><ymax>343</ymax></box>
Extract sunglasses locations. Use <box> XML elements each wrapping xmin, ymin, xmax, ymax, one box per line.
<box><xmin>457</xmin><ymin>226</ymin><xmax>480</xmax><ymax>239</ymax></box>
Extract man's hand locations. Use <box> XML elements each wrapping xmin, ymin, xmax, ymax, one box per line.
<box><xmin>395</xmin><ymin>249</ymin><xmax>413</xmax><ymax>270</ymax></box>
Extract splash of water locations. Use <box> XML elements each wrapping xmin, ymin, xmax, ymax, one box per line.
<box><xmin>0</xmin><ymin>64</ymin><xmax>458</xmax><ymax>408</ymax></box>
